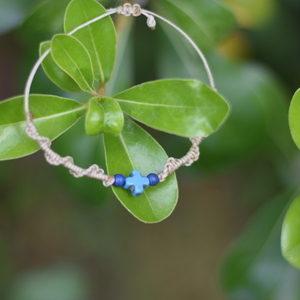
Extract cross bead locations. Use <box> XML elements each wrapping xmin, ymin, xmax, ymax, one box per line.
<box><xmin>124</xmin><ymin>170</ymin><xmax>150</xmax><ymax>197</ymax></box>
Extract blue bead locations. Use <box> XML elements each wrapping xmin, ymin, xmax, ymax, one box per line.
<box><xmin>147</xmin><ymin>173</ymin><xmax>160</xmax><ymax>186</ymax></box>
<box><xmin>113</xmin><ymin>174</ymin><xmax>126</xmax><ymax>187</ymax></box>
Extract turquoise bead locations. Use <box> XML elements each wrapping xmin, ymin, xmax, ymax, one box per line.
<box><xmin>124</xmin><ymin>170</ymin><xmax>150</xmax><ymax>197</ymax></box>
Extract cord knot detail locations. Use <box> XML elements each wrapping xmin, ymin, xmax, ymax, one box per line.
<box><xmin>117</xmin><ymin>3</ymin><xmax>141</xmax><ymax>17</ymax></box>
<box><xmin>117</xmin><ymin>3</ymin><xmax>156</xmax><ymax>29</ymax></box>
<box><xmin>146</xmin><ymin>15</ymin><xmax>156</xmax><ymax>29</ymax></box>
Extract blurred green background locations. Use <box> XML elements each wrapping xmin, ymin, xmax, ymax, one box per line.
<box><xmin>1</xmin><ymin>0</ymin><xmax>300</xmax><ymax>299</ymax></box>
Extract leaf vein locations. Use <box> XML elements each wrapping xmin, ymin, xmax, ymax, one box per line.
<box><xmin>57</xmin><ymin>39</ymin><xmax>94</xmax><ymax>93</ymax></box>
<box><xmin>81</xmin><ymin>4</ymin><xmax>104</xmax><ymax>82</ymax></box>
<box><xmin>119</xmin><ymin>133</ymin><xmax>156</xmax><ymax>215</ymax></box>
<box><xmin>0</xmin><ymin>107</ymin><xmax>85</xmax><ymax>128</ymax></box>
<box><xmin>115</xmin><ymin>98</ymin><xmax>200</xmax><ymax>109</ymax></box>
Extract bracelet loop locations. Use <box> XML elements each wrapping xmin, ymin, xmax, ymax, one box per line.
<box><xmin>24</xmin><ymin>3</ymin><xmax>215</xmax><ymax>193</ymax></box>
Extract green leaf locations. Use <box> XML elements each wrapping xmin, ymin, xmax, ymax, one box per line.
<box><xmin>84</xmin><ymin>97</ymin><xmax>124</xmax><ymax>136</ymax></box>
<box><xmin>220</xmin><ymin>190</ymin><xmax>295</xmax><ymax>300</ymax></box>
<box><xmin>40</xmin><ymin>41</ymin><xmax>81</xmax><ymax>93</ymax></box>
<box><xmin>0</xmin><ymin>95</ymin><xmax>86</xmax><ymax>160</ymax></box>
<box><xmin>101</xmin><ymin>97</ymin><xmax>124</xmax><ymax>136</ymax></box>
<box><xmin>153</xmin><ymin>0</ymin><xmax>236</xmax><ymax>53</ymax></box>
<box><xmin>158</xmin><ymin>46</ymin><xmax>295</xmax><ymax>170</ymax></box>
<box><xmin>282</xmin><ymin>194</ymin><xmax>300</xmax><ymax>268</ymax></box>
<box><xmin>64</xmin><ymin>0</ymin><xmax>117</xmax><ymax>83</ymax></box>
<box><xmin>103</xmin><ymin>118</ymin><xmax>178</xmax><ymax>223</ymax></box>
<box><xmin>113</xmin><ymin>79</ymin><xmax>229</xmax><ymax>138</ymax></box>
<box><xmin>289</xmin><ymin>89</ymin><xmax>300</xmax><ymax>149</ymax></box>
<box><xmin>51</xmin><ymin>34</ymin><xmax>95</xmax><ymax>93</ymax></box>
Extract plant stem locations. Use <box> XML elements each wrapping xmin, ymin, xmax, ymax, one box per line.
<box><xmin>98</xmin><ymin>83</ymin><xmax>106</xmax><ymax>97</ymax></box>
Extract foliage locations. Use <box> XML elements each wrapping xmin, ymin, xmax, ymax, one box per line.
<box><xmin>281</xmin><ymin>89</ymin><xmax>300</xmax><ymax>269</ymax></box>
<box><xmin>0</xmin><ymin>0</ymin><xmax>230</xmax><ymax>222</ymax></box>
<box><xmin>114</xmin><ymin>79</ymin><xmax>229</xmax><ymax>137</ymax></box>
<box><xmin>64</xmin><ymin>0</ymin><xmax>116</xmax><ymax>83</ymax></box>
<box><xmin>153</xmin><ymin>0</ymin><xmax>236</xmax><ymax>53</ymax></box>
<box><xmin>221</xmin><ymin>190</ymin><xmax>295</xmax><ymax>300</ymax></box>
<box><xmin>282</xmin><ymin>194</ymin><xmax>300</xmax><ymax>268</ymax></box>
<box><xmin>289</xmin><ymin>89</ymin><xmax>300</xmax><ymax>150</ymax></box>
<box><xmin>1</xmin><ymin>0</ymin><xmax>300</xmax><ymax>298</ymax></box>
<box><xmin>104</xmin><ymin>117</ymin><xmax>178</xmax><ymax>223</ymax></box>
<box><xmin>0</xmin><ymin>95</ymin><xmax>86</xmax><ymax>160</ymax></box>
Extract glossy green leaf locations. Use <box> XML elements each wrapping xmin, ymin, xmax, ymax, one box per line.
<box><xmin>51</xmin><ymin>34</ymin><xmax>94</xmax><ymax>93</ymax></box>
<box><xmin>282</xmin><ymin>194</ymin><xmax>300</xmax><ymax>268</ymax></box>
<box><xmin>40</xmin><ymin>41</ymin><xmax>81</xmax><ymax>93</ymax></box>
<box><xmin>0</xmin><ymin>95</ymin><xmax>86</xmax><ymax>160</ymax></box>
<box><xmin>113</xmin><ymin>79</ymin><xmax>229</xmax><ymax>138</ymax></box>
<box><xmin>64</xmin><ymin>0</ymin><xmax>117</xmax><ymax>83</ymax></box>
<box><xmin>85</xmin><ymin>97</ymin><xmax>105</xmax><ymax>136</ymax></box>
<box><xmin>153</xmin><ymin>0</ymin><xmax>236</xmax><ymax>53</ymax></box>
<box><xmin>158</xmin><ymin>39</ymin><xmax>295</xmax><ymax>170</ymax></box>
<box><xmin>289</xmin><ymin>89</ymin><xmax>300</xmax><ymax>149</ymax></box>
<box><xmin>104</xmin><ymin>118</ymin><xmax>178</xmax><ymax>223</ymax></box>
<box><xmin>220</xmin><ymin>190</ymin><xmax>295</xmax><ymax>300</ymax></box>
<box><xmin>101</xmin><ymin>97</ymin><xmax>124</xmax><ymax>136</ymax></box>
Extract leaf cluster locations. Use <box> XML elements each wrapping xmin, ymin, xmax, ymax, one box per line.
<box><xmin>0</xmin><ymin>0</ymin><xmax>230</xmax><ymax>223</ymax></box>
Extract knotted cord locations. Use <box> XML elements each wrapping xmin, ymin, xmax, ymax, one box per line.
<box><xmin>24</xmin><ymin>3</ymin><xmax>214</xmax><ymax>186</ymax></box>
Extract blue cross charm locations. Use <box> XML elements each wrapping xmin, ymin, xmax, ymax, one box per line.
<box><xmin>124</xmin><ymin>170</ymin><xmax>150</xmax><ymax>197</ymax></box>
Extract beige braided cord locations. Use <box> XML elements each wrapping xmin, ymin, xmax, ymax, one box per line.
<box><xmin>25</xmin><ymin>115</ymin><xmax>115</xmax><ymax>187</ymax></box>
<box><xmin>158</xmin><ymin>137</ymin><xmax>206</xmax><ymax>182</ymax></box>
<box><xmin>24</xmin><ymin>3</ymin><xmax>214</xmax><ymax>185</ymax></box>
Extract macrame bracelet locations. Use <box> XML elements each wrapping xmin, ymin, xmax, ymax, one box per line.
<box><xmin>24</xmin><ymin>3</ymin><xmax>215</xmax><ymax>196</ymax></box>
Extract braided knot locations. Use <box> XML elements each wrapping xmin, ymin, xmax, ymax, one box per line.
<box><xmin>26</xmin><ymin>122</ymin><xmax>39</xmax><ymax>140</ymax></box>
<box><xmin>146</xmin><ymin>15</ymin><xmax>156</xmax><ymax>29</ymax></box>
<box><xmin>117</xmin><ymin>3</ymin><xmax>156</xmax><ymax>29</ymax></box>
<box><xmin>84</xmin><ymin>164</ymin><xmax>115</xmax><ymax>187</ymax></box>
<box><xmin>38</xmin><ymin>136</ymin><xmax>51</xmax><ymax>149</ymax></box>
<box><xmin>26</xmin><ymin>122</ymin><xmax>52</xmax><ymax>153</ymax></box>
<box><xmin>159</xmin><ymin>157</ymin><xmax>180</xmax><ymax>182</ymax></box>
<box><xmin>69</xmin><ymin>163</ymin><xmax>115</xmax><ymax>187</ymax></box>
<box><xmin>45</xmin><ymin>152</ymin><xmax>62</xmax><ymax>166</ymax></box>
<box><xmin>158</xmin><ymin>136</ymin><xmax>207</xmax><ymax>181</ymax></box>
<box><xmin>103</xmin><ymin>176</ymin><xmax>115</xmax><ymax>187</ymax></box>
<box><xmin>117</xmin><ymin>3</ymin><xmax>141</xmax><ymax>17</ymax></box>
<box><xmin>190</xmin><ymin>137</ymin><xmax>205</xmax><ymax>145</ymax></box>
